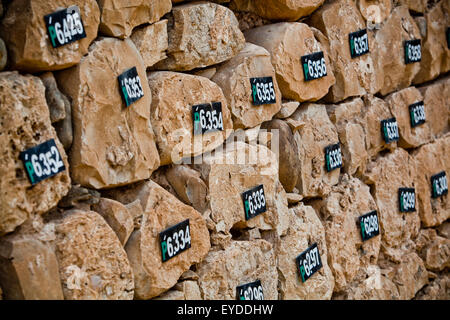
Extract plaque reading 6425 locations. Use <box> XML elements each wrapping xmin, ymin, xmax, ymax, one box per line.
<box><xmin>296</xmin><ymin>243</ymin><xmax>322</xmax><ymax>283</ymax></box>
<box><xmin>118</xmin><ymin>67</ymin><xmax>144</xmax><ymax>107</ymax></box>
<box><xmin>381</xmin><ymin>118</ymin><xmax>399</xmax><ymax>143</ymax></box>
<box><xmin>242</xmin><ymin>185</ymin><xmax>267</xmax><ymax>221</ymax></box>
<box><xmin>359</xmin><ymin>211</ymin><xmax>380</xmax><ymax>241</ymax></box>
<box><xmin>250</xmin><ymin>77</ymin><xmax>276</xmax><ymax>105</ymax></box>
<box><xmin>44</xmin><ymin>6</ymin><xmax>86</xmax><ymax>48</ymax></box>
<box><xmin>431</xmin><ymin>171</ymin><xmax>448</xmax><ymax>199</ymax></box>
<box><xmin>325</xmin><ymin>143</ymin><xmax>343</xmax><ymax>172</ymax></box>
<box><xmin>159</xmin><ymin>219</ymin><xmax>191</xmax><ymax>263</ymax></box>
<box><xmin>399</xmin><ymin>188</ymin><xmax>416</xmax><ymax>212</ymax></box>
<box><xmin>192</xmin><ymin>102</ymin><xmax>224</xmax><ymax>135</ymax></box>
<box><xmin>404</xmin><ymin>39</ymin><xmax>421</xmax><ymax>64</ymax></box>
<box><xmin>236</xmin><ymin>280</ymin><xmax>264</xmax><ymax>301</ymax></box>
<box><xmin>301</xmin><ymin>52</ymin><xmax>327</xmax><ymax>81</ymax></box>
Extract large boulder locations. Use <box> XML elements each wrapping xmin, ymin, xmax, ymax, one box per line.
<box><xmin>130</xmin><ymin>20</ymin><xmax>168</xmax><ymax>69</ymax></box>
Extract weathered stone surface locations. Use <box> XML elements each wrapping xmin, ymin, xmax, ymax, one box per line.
<box><xmin>374</xmin><ymin>6</ymin><xmax>422</xmax><ymax>95</ymax></box>
<box><xmin>0</xmin><ymin>72</ymin><xmax>71</xmax><ymax>236</ymax></box>
<box><xmin>154</xmin><ymin>2</ymin><xmax>245</xmax><ymax>71</ymax></box>
<box><xmin>230</xmin><ymin>0</ymin><xmax>325</xmax><ymax>21</ymax></box>
<box><xmin>413</xmin><ymin>1</ymin><xmax>450</xmax><ymax>84</ymax></box>
<box><xmin>438</xmin><ymin>221</ymin><xmax>450</xmax><ymax>239</ymax></box>
<box><xmin>52</xmin><ymin>210</ymin><xmax>134</xmax><ymax>300</ymax></box>
<box><xmin>394</xmin><ymin>0</ymin><xmax>426</xmax><ymax>13</ymax></box>
<box><xmin>56</xmin><ymin>38</ymin><xmax>160</xmax><ymax>189</ymax></box>
<box><xmin>196</xmin><ymin>240</ymin><xmax>278</xmax><ymax>300</ymax></box>
<box><xmin>58</xmin><ymin>185</ymin><xmax>100</xmax><ymax>210</ymax></box>
<box><xmin>385</xmin><ymin>86</ymin><xmax>431</xmax><ymax>149</ymax></box>
<box><xmin>234</xmin><ymin>11</ymin><xmax>270</xmax><ymax>32</ymax></box>
<box><xmin>415</xmin><ymin>273</ymin><xmax>450</xmax><ymax>300</ymax></box>
<box><xmin>327</xmin><ymin>98</ymin><xmax>368</xmax><ymax>176</ymax></box>
<box><xmin>358</xmin><ymin>0</ymin><xmax>392</xmax><ymax>26</ymax></box>
<box><xmin>147</xmin><ymin>71</ymin><xmax>232</xmax><ymax>166</ymax></box>
<box><xmin>130</xmin><ymin>20</ymin><xmax>168</xmax><ymax>69</ymax></box>
<box><xmin>244</xmin><ymin>23</ymin><xmax>335</xmax><ymax>102</ymax></box>
<box><xmin>289</xmin><ymin>103</ymin><xmax>340</xmax><ymax>198</ymax></box>
<box><xmin>0</xmin><ymin>0</ymin><xmax>100</xmax><ymax>72</ymax></box>
<box><xmin>362</xmin><ymin>94</ymin><xmax>397</xmax><ymax>159</ymax></box>
<box><xmin>309</xmin><ymin>0</ymin><xmax>382</xmax><ymax>102</ymax></box>
<box><xmin>97</xmin><ymin>0</ymin><xmax>172</xmax><ymax>39</ymax></box>
<box><xmin>211</xmin><ymin>43</ymin><xmax>282</xmax><ymax>129</ymax></box>
<box><xmin>0</xmin><ymin>38</ymin><xmax>6</xmax><ymax>71</ymax></box>
<box><xmin>0</xmin><ymin>235</ymin><xmax>64</xmax><ymax>300</ymax></box>
<box><xmin>412</xmin><ymin>135</ymin><xmax>450</xmax><ymax>227</ymax></box>
<box><xmin>311</xmin><ymin>175</ymin><xmax>380</xmax><ymax>292</ymax></box>
<box><xmin>274</xmin><ymin>204</ymin><xmax>334</xmax><ymax>300</ymax></box>
<box><xmin>275</xmin><ymin>101</ymin><xmax>299</xmax><ymax>119</ymax></box>
<box><xmin>416</xmin><ymin>229</ymin><xmax>450</xmax><ymax>272</ymax></box>
<box><xmin>155</xmin><ymin>280</ymin><xmax>202</xmax><ymax>300</ymax></box>
<box><xmin>92</xmin><ymin>198</ymin><xmax>134</xmax><ymax>246</ymax></box>
<box><xmin>261</xmin><ymin>119</ymin><xmax>300</xmax><ymax>193</ymax></box>
<box><xmin>363</xmin><ymin>148</ymin><xmax>420</xmax><ymax>262</ymax></box>
<box><xmin>103</xmin><ymin>180</ymin><xmax>210</xmax><ymax>300</ymax></box>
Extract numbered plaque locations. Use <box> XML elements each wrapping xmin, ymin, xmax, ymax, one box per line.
<box><xmin>301</xmin><ymin>51</ymin><xmax>327</xmax><ymax>82</ymax></box>
<box><xmin>447</xmin><ymin>27</ymin><xmax>450</xmax><ymax>49</ymax></box>
<box><xmin>399</xmin><ymin>188</ymin><xmax>416</xmax><ymax>212</ymax></box>
<box><xmin>250</xmin><ymin>77</ymin><xmax>276</xmax><ymax>105</ymax></box>
<box><xmin>296</xmin><ymin>243</ymin><xmax>323</xmax><ymax>283</ymax></box>
<box><xmin>381</xmin><ymin>118</ymin><xmax>400</xmax><ymax>143</ymax></box>
<box><xmin>325</xmin><ymin>143</ymin><xmax>343</xmax><ymax>172</ymax></box>
<box><xmin>431</xmin><ymin>171</ymin><xmax>448</xmax><ymax>199</ymax></box>
<box><xmin>192</xmin><ymin>102</ymin><xmax>224</xmax><ymax>135</ymax></box>
<box><xmin>236</xmin><ymin>280</ymin><xmax>264</xmax><ymax>301</ymax></box>
<box><xmin>44</xmin><ymin>6</ymin><xmax>86</xmax><ymax>48</ymax></box>
<box><xmin>404</xmin><ymin>39</ymin><xmax>421</xmax><ymax>64</ymax></box>
<box><xmin>359</xmin><ymin>211</ymin><xmax>380</xmax><ymax>241</ymax></box>
<box><xmin>159</xmin><ymin>219</ymin><xmax>191</xmax><ymax>263</ymax></box>
<box><xmin>242</xmin><ymin>185</ymin><xmax>267</xmax><ymax>221</ymax></box>
<box><xmin>409</xmin><ymin>101</ymin><xmax>426</xmax><ymax>128</ymax></box>
<box><xmin>118</xmin><ymin>67</ymin><xmax>144</xmax><ymax>107</ymax></box>
<box><xmin>349</xmin><ymin>29</ymin><xmax>369</xmax><ymax>58</ymax></box>
<box><xmin>20</xmin><ymin>139</ymin><xmax>66</xmax><ymax>185</ymax></box>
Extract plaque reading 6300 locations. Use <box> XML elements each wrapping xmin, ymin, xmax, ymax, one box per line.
<box><xmin>296</xmin><ymin>243</ymin><xmax>322</xmax><ymax>283</ymax></box>
<box><xmin>159</xmin><ymin>219</ymin><xmax>191</xmax><ymax>263</ymax></box>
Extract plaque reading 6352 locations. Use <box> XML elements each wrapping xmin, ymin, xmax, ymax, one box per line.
<box><xmin>359</xmin><ymin>211</ymin><xmax>380</xmax><ymax>241</ymax></box>
<box><xmin>44</xmin><ymin>6</ymin><xmax>86</xmax><ymax>48</ymax></box>
<box><xmin>242</xmin><ymin>185</ymin><xmax>267</xmax><ymax>221</ymax></box>
<box><xmin>159</xmin><ymin>219</ymin><xmax>191</xmax><ymax>263</ymax></box>
<box><xmin>296</xmin><ymin>243</ymin><xmax>322</xmax><ymax>283</ymax></box>
<box><xmin>301</xmin><ymin>52</ymin><xmax>327</xmax><ymax>81</ymax></box>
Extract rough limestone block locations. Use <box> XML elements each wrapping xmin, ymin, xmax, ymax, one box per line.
<box><xmin>385</xmin><ymin>86</ymin><xmax>432</xmax><ymax>149</ymax></box>
<box><xmin>309</xmin><ymin>0</ymin><xmax>382</xmax><ymax>102</ymax></box>
<box><xmin>147</xmin><ymin>71</ymin><xmax>232</xmax><ymax>166</ymax></box>
<box><xmin>103</xmin><ymin>180</ymin><xmax>210</xmax><ymax>300</ymax></box>
<box><xmin>56</xmin><ymin>38</ymin><xmax>160</xmax><ymax>189</ymax></box>
<box><xmin>327</xmin><ymin>98</ymin><xmax>368</xmax><ymax>176</ymax></box>
<box><xmin>416</xmin><ymin>229</ymin><xmax>450</xmax><ymax>272</ymax></box>
<box><xmin>52</xmin><ymin>210</ymin><xmax>134</xmax><ymax>300</ymax></box>
<box><xmin>154</xmin><ymin>280</ymin><xmax>202</xmax><ymax>300</ymax></box>
<box><xmin>311</xmin><ymin>176</ymin><xmax>380</xmax><ymax>293</ymax></box>
<box><xmin>288</xmin><ymin>103</ymin><xmax>340</xmax><ymax>198</ymax></box>
<box><xmin>211</xmin><ymin>43</ymin><xmax>282</xmax><ymax>129</ymax></box>
<box><xmin>196</xmin><ymin>240</ymin><xmax>278</xmax><ymax>300</ymax></box>
<box><xmin>0</xmin><ymin>38</ymin><xmax>7</xmax><ymax>71</ymax></box>
<box><xmin>394</xmin><ymin>0</ymin><xmax>426</xmax><ymax>13</ymax></box>
<box><xmin>130</xmin><ymin>20</ymin><xmax>168</xmax><ymax>69</ymax></box>
<box><xmin>362</xmin><ymin>94</ymin><xmax>397</xmax><ymax>159</ymax></box>
<box><xmin>154</xmin><ymin>2</ymin><xmax>245</xmax><ymax>71</ymax></box>
<box><xmin>0</xmin><ymin>72</ymin><xmax>71</xmax><ymax>236</ymax></box>
<box><xmin>275</xmin><ymin>101</ymin><xmax>299</xmax><ymax>119</ymax></box>
<box><xmin>415</xmin><ymin>274</ymin><xmax>450</xmax><ymax>300</ymax></box>
<box><xmin>412</xmin><ymin>135</ymin><xmax>450</xmax><ymax>227</ymax></box>
<box><xmin>363</xmin><ymin>148</ymin><xmax>420</xmax><ymax>262</ymax></box>
<box><xmin>374</xmin><ymin>6</ymin><xmax>422</xmax><ymax>95</ymax></box>
<box><xmin>358</xmin><ymin>0</ymin><xmax>392</xmax><ymax>25</ymax></box>
<box><xmin>97</xmin><ymin>0</ymin><xmax>172</xmax><ymax>39</ymax></box>
<box><xmin>230</xmin><ymin>0</ymin><xmax>325</xmax><ymax>21</ymax></box>
<box><xmin>0</xmin><ymin>0</ymin><xmax>100</xmax><ymax>72</ymax></box>
<box><xmin>92</xmin><ymin>198</ymin><xmax>134</xmax><ymax>246</ymax></box>
<box><xmin>244</xmin><ymin>23</ymin><xmax>336</xmax><ymax>102</ymax></box>
<box><xmin>0</xmin><ymin>235</ymin><xmax>64</xmax><ymax>300</ymax></box>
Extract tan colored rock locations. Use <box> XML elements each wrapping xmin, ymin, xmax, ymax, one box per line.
<box><xmin>0</xmin><ymin>72</ymin><xmax>71</xmax><ymax>236</ymax></box>
<box><xmin>438</xmin><ymin>221</ymin><xmax>450</xmax><ymax>239</ymax></box>
<box><xmin>413</xmin><ymin>1</ymin><xmax>450</xmax><ymax>84</ymax></box>
<box><xmin>289</xmin><ymin>103</ymin><xmax>340</xmax><ymax>198</ymax></box>
<box><xmin>130</xmin><ymin>20</ymin><xmax>168</xmax><ymax>69</ymax></box>
<box><xmin>234</xmin><ymin>11</ymin><xmax>270</xmax><ymax>33</ymax></box>
<box><xmin>385</xmin><ymin>86</ymin><xmax>431</xmax><ymax>149</ymax></box>
<box><xmin>415</xmin><ymin>274</ymin><xmax>450</xmax><ymax>300</ymax></box>
<box><xmin>394</xmin><ymin>0</ymin><xmax>426</xmax><ymax>13</ymax></box>
<box><xmin>211</xmin><ymin>43</ymin><xmax>282</xmax><ymax>129</ymax></box>
<box><xmin>147</xmin><ymin>71</ymin><xmax>232</xmax><ymax>166</ymax></box>
<box><xmin>56</xmin><ymin>38</ymin><xmax>160</xmax><ymax>189</ymax></box>
<box><xmin>363</xmin><ymin>148</ymin><xmax>420</xmax><ymax>262</ymax></box>
<box><xmin>0</xmin><ymin>235</ymin><xmax>64</xmax><ymax>300</ymax></box>
<box><xmin>327</xmin><ymin>98</ymin><xmax>368</xmax><ymax>176</ymax></box>
<box><xmin>97</xmin><ymin>0</ymin><xmax>171</xmax><ymax>39</ymax></box>
<box><xmin>309</xmin><ymin>0</ymin><xmax>382</xmax><ymax>102</ymax></box>
<box><xmin>103</xmin><ymin>180</ymin><xmax>210</xmax><ymax>300</ymax></box>
<box><xmin>58</xmin><ymin>185</ymin><xmax>100</xmax><ymax>210</ymax></box>
<box><xmin>230</xmin><ymin>0</ymin><xmax>325</xmax><ymax>21</ymax></box>
<box><xmin>92</xmin><ymin>198</ymin><xmax>134</xmax><ymax>246</ymax></box>
<box><xmin>52</xmin><ymin>210</ymin><xmax>134</xmax><ymax>300</ymax></box>
<box><xmin>275</xmin><ymin>101</ymin><xmax>299</xmax><ymax>119</ymax></box>
<box><xmin>192</xmin><ymin>67</ymin><xmax>217</xmax><ymax>79</ymax></box>
<box><xmin>155</xmin><ymin>280</ymin><xmax>202</xmax><ymax>300</ymax></box>
<box><xmin>416</xmin><ymin>229</ymin><xmax>450</xmax><ymax>272</ymax></box>
<box><xmin>374</xmin><ymin>6</ymin><xmax>422</xmax><ymax>95</ymax></box>
<box><xmin>311</xmin><ymin>175</ymin><xmax>380</xmax><ymax>292</ymax></box>
<box><xmin>363</xmin><ymin>94</ymin><xmax>397</xmax><ymax>159</ymax></box>
<box><xmin>0</xmin><ymin>0</ymin><xmax>100</xmax><ymax>72</ymax></box>
<box><xmin>358</xmin><ymin>0</ymin><xmax>392</xmax><ymax>26</ymax></box>
<box><xmin>274</xmin><ymin>204</ymin><xmax>334</xmax><ymax>300</ymax></box>
<box><xmin>154</xmin><ymin>2</ymin><xmax>245</xmax><ymax>71</ymax></box>
<box><xmin>245</xmin><ymin>23</ymin><xmax>335</xmax><ymax>102</ymax></box>
<box><xmin>196</xmin><ymin>240</ymin><xmax>278</xmax><ymax>300</ymax></box>
<box><xmin>412</xmin><ymin>135</ymin><xmax>450</xmax><ymax>227</ymax></box>
<box><xmin>0</xmin><ymin>38</ymin><xmax>7</xmax><ymax>71</ymax></box>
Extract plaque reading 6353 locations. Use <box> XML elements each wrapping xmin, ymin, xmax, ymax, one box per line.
<box><xmin>159</xmin><ymin>219</ymin><xmax>191</xmax><ymax>263</ymax></box>
<box><xmin>44</xmin><ymin>6</ymin><xmax>86</xmax><ymax>48</ymax></box>
<box><xmin>296</xmin><ymin>243</ymin><xmax>322</xmax><ymax>283</ymax></box>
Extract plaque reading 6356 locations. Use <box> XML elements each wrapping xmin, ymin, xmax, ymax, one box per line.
<box><xmin>301</xmin><ymin>52</ymin><xmax>327</xmax><ymax>81</ymax></box>
<box><xmin>359</xmin><ymin>211</ymin><xmax>380</xmax><ymax>241</ymax></box>
<box><xmin>242</xmin><ymin>185</ymin><xmax>267</xmax><ymax>221</ymax></box>
<box><xmin>236</xmin><ymin>280</ymin><xmax>264</xmax><ymax>301</ymax></box>
<box><xmin>296</xmin><ymin>243</ymin><xmax>322</xmax><ymax>283</ymax></box>
<box><xmin>192</xmin><ymin>102</ymin><xmax>224</xmax><ymax>135</ymax></box>
<box><xmin>399</xmin><ymin>188</ymin><xmax>416</xmax><ymax>212</ymax></box>
<box><xmin>159</xmin><ymin>219</ymin><xmax>191</xmax><ymax>263</ymax></box>
<box><xmin>44</xmin><ymin>6</ymin><xmax>86</xmax><ymax>48</ymax></box>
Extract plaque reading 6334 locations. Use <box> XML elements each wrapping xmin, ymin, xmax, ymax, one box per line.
<box><xmin>159</xmin><ymin>219</ymin><xmax>191</xmax><ymax>263</ymax></box>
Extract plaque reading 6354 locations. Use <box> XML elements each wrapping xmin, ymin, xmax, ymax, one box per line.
<box><xmin>296</xmin><ymin>243</ymin><xmax>322</xmax><ymax>283</ymax></box>
<box><xmin>159</xmin><ymin>219</ymin><xmax>191</xmax><ymax>263</ymax></box>
<box><xmin>44</xmin><ymin>6</ymin><xmax>86</xmax><ymax>48</ymax></box>
<box><xmin>242</xmin><ymin>185</ymin><xmax>267</xmax><ymax>221</ymax></box>
<box><xmin>192</xmin><ymin>102</ymin><xmax>224</xmax><ymax>135</ymax></box>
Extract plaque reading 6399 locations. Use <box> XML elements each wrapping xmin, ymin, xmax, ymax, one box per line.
<box><xmin>159</xmin><ymin>219</ymin><xmax>191</xmax><ymax>263</ymax></box>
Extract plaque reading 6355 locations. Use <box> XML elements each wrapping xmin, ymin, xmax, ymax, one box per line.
<box><xmin>242</xmin><ymin>185</ymin><xmax>267</xmax><ymax>221</ymax></box>
<box><xmin>296</xmin><ymin>243</ymin><xmax>322</xmax><ymax>283</ymax></box>
<box><xmin>44</xmin><ymin>6</ymin><xmax>86</xmax><ymax>48</ymax></box>
<box><xmin>159</xmin><ymin>219</ymin><xmax>191</xmax><ymax>263</ymax></box>
<box><xmin>250</xmin><ymin>77</ymin><xmax>276</xmax><ymax>105</ymax></box>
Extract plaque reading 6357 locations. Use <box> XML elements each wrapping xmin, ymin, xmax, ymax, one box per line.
<box><xmin>159</xmin><ymin>219</ymin><xmax>191</xmax><ymax>263</ymax></box>
<box><xmin>44</xmin><ymin>6</ymin><xmax>86</xmax><ymax>48</ymax></box>
<box><xmin>296</xmin><ymin>243</ymin><xmax>322</xmax><ymax>283</ymax></box>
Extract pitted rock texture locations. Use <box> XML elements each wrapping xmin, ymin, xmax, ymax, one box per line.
<box><xmin>415</xmin><ymin>229</ymin><xmax>450</xmax><ymax>272</ymax></box>
<box><xmin>415</xmin><ymin>273</ymin><xmax>450</xmax><ymax>300</ymax></box>
<box><xmin>358</xmin><ymin>0</ymin><xmax>392</xmax><ymax>25</ymax></box>
<box><xmin>130</xmin><ymin>20</ymin><xmax>168</xmax><ymax>69</ymax></box>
